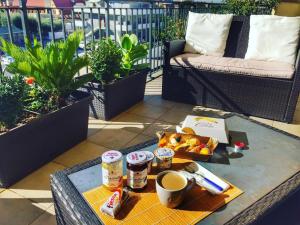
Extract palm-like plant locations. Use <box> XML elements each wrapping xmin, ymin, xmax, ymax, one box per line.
<box><xmin>0</xmin><ymin>31</ymin><xmax>92</xmax><ymax>106</ymax></box>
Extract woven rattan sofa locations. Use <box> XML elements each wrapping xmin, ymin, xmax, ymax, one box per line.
<box><xmin>162</xmin><ymin>16</ymin><xmax>300</xmax><ymax>122</ymax></box>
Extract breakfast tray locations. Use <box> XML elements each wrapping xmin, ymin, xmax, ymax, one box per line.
<box><xmin>82</xmin><ymin>157</ymin><xmax>243</xmax><ymax>225</ymax></box>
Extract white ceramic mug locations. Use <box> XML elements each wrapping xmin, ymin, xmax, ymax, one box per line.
<box><xmin>156</xmin><ymin>170</ymin><xmax>195</xmax><ymax>208</ymax></box>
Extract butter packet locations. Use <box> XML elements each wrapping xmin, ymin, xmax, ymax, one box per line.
<box><xmin>100</xmin><ymin>188</ymin><xmax>130</xmax><ymax>218</ymax></box>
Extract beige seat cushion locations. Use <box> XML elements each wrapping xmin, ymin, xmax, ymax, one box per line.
<box><xmin>170</xmin><ymin>53</ymin><xmax>295</xmax><ymax>79</ymax></box>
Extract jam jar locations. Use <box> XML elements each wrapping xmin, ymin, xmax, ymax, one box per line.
<box><xmin>154</xmin><ymin>148</ymin><xmax>175</xmax><ymax>170</ymax></box>
<box><xmin>126</xmin><ymin>151</ymin><xmax>148</xmax><ymax>191</ymax></box>
<box><xmin>102</xmin><ymin>150</ymin><xmax>123</xmax><ymax>191</ymax></box>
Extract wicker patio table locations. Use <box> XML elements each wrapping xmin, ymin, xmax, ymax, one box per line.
<box><xmin>50</xmin><ymin>114</ymin><xmax>300</xmax><ymax>225</ymax></box>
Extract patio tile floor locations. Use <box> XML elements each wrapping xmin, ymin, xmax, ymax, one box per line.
<box><xmin>1</xmin><ymin>75</ymin><xmax>300</xmax><ymax>225</ymax></box>
<box><xmin>88</xmin><ymin>128</ymin><xmax>139</xmax><ymax>149</ymax></box>
<box><xmin>10</xmin><ymin>162</ymin><xmax>66</xmax><ymax>211</ymax></box>
<box><xmin>0</xmin><ymin>190</ymin><xmax>45</xmax><ymax>225</ymax></box>
<box><xmin>53</xmin><ymin>141</ymin><xmax>108</xmax><ymax>168</ymax></box>
<box><xmin>110</xmin><ymin>112</ymin><xmax>155</xmax><ymax>133</ymax></box>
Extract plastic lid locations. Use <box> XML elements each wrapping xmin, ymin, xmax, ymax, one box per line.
<box><xmin>234</xmin><ymin>141</ymin><xmax>245</xmax><ymax>148</ymax></box>
<box><xmin>126</xmin><ymin>151</ymin><xmax>147</xmax><ymax>165</ymax></box>
<box><xmin>102</xmin><ymin>150</ymin><xmax>122</xmax><ymax>164</ymax></box>
<box><xmin>141</xmin><ymin>151</ymin><xmax>154</xmax><ymax>161</ymax></box>
<box><xmin>154</xmin><ymin>148</ymin><xmax>175</xmax><ymax>159</ymax></box>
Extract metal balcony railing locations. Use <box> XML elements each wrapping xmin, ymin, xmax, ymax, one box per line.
<box><xmin>0</xmin><ymin>0</ymin><xmax>272</xmax><ymax>78</ymax></box>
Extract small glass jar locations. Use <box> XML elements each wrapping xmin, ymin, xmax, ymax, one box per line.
<box><xmin>141</xmin><ymin>151</ymin><xmax>154</xmax><ymax>173</ymax></box>
<box><xmin>126</xmin><ymin>151</ymin><xmax>148</xmax><ymax>191</ymax></box>
<box><xmin>154</xmin><ymin>148</ymin><xmax>175</xmax><ymax>170</ymax></box>
<box><xmin>102</xmin><ymin>150</ymin><xmax>123</xmax><ymax>191</ymax></box>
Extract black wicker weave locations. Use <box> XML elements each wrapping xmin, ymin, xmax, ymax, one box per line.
<box><xmin>162</xmin><ymin>16</ymin><xmax>300</xmax><ymax>123</ymax></box>
<box><xmin>50</xmin><ymin>113</ymin><xmax>300</xmax><ymax>225</ymax></box>
<box><xmin>79</xmin><ymin>69</ymin><xmax>148</xmax><ymax>120</ymax></box>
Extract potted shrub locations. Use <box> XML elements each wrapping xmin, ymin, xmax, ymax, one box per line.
<box><xmin>82</xmin><ymin>34</ymin><xmax>150</xmax><ymax>120</ymax></box>
<box><xmin>0</xmin><ymin>31</ymin><xmax>93</xmax><ymax>188</ymax></box>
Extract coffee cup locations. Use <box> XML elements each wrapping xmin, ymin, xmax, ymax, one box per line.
<box><xmin>156</xmin><ymin>170</ymin><xmax>195</xmax><ymax>208</ymax></box>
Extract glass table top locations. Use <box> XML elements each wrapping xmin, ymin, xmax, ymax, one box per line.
<box><xmin>68</xmin><ymin>115</ymin><xmax>300</xmax><ymax>225</ymax></box>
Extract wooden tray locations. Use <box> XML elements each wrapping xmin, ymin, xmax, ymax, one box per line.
<box><xmin>83</xmin><ymin>157</ymin><xmax>243</xmax><ymax>225</ymax></box>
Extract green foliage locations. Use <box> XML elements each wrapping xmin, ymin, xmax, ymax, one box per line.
<box><xmin>119</xmin><ymin>34</ymin><xmax>149</xmax><ymax>76</ymax></box>
<box><xmin>40</xmin><ymin>18</ymin><xmax>62</xmax><ymax>36</ymax></box>
<box><xmin>89</xmin><ymin>38</ymin><xmax>122</xmax><ymax>84</ymax></box>
<box><xmin>24</xmin><ymin>85</ymin><xmax>58</xmax><ymax>114</ymax></box>
<box><xmin>11</xmin><ymin>14</ymin><xmax>62</xmax><ymax>35</ymax></box>
<box><xmin>0</xmin><ymin>73</ymin><xmax>26</xmax><ymax>129</ymax></box>
<box><xmin>156</xmin><ymin>18</ymin><xmax>185</xmax><ymax>42</ymax></box>
<box><xmin>89</xmin><ymin>34</ymin><xmax>149</xmax><ymax>84</ymax></box>
<box><xmin>223</xmin><ymin>0</ymin><xmax>280</xmax><ymax>15</ymax></box>
<box><xmin>0</xmin><ymin>10</ymin><xmax>8</xmax><ymax>27</ymax></box>
<box><xmin>12</xmin><ymin>14</ymin><xmax>38</xmax><ymax>34</ymax></box>
<box><xmin>0</xmin><ymin>31</ymin><xmax>92</xmax><ymax>107</ymax></box>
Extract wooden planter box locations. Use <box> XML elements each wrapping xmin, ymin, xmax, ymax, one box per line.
<box><xmin>80</xmin><ymin>69</ymin><xmax>148</xmax><ymax>120</ymax></box>
<box><xmin>0</xmin><ymin>91</ymin><xmax>92</xmax><ymax>188</ymax></box>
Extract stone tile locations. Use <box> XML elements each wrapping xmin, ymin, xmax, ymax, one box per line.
<box><xmin>145</xmin><ymin>77</ymin><xmax>162</xmax><ymax>95</ymax></box>
<box><xmin>170</xmin><ymin>102</ymin><xmax>196</xmax><ymax>113</ymax></box>
<box><xmin>128</xmin><ymin>102</ymin><xmax>169</xmax><ymax>119</ymax></box>
<box><xmin>0</xmin><ymin>190</ymin><xmax>44</xmax><ymax>225</ymax></box>
<box><xmin>273</xmin><ymin>121</ymin><xmax>300</xmax><ymax>137</ymax></box>
<box><xmin>158</xmin><ymin>108</ymin><xmax>189</xmax><ymax>124</ymax></box>
<box><xmin>88</xmin><ymin>117</ymin><xmax>111</xmax><ymax>137</ymax></box>
<box><xmin>249</xmin><ymin>116</ymin><xmax>274</xmax><ymax>126</ymax></box>
<box><xmin>30</xmin><ymin>205</ymin><xmax>56</xmax><ymax>225</ymax></box>
<box><xmin>0</xmin><ymin>188</ymin><xmax>5</xmax><ymax>193</ymax></box>
<box><xmin>124</xmin><ymin>134</ymin><xmax>153</xmax><ymax>148</ymax></box>
<box><xmin>142</xmin><ymin>120</ymin><xmax>177</xmax><ymax>138</ymax></box>
<box><xmin>88</xmin><ymin>128</ymin><xmax>138</xmax><ymax>149</ymax></box>
<box><xmin>296</xmin><ymin>101</ymin><xmax>300</xmax><ymax>111</ymax></box>
<box><xmin>145</xmin><ymin>95</ymin><xmax>176</xmax><ymax>109</ymax></box>
<box><xmin>54</xmin><ymin>141</ymin><xmax>108</xmax><ymax>168</ymax></box>
<box><xmin>47</xmin><ymin>204</ymin><xmax>55</xmax><ymax>215</ymax></box>
<box><xmin>30</xmin><ymin>211</ymin><xmax>56</xmax><ymax>225</ymax></box>
<box><xmin>10</xmin><ymin>162</ymin><xmax>65</xmax><ymax>210</ymax></box>
<box><xmin>107</xmin><ymin>112</ymin><xmax>155</xmax><ymax>134</ymax></box>
<box><xmin>293</xmin><ymin>110</ymin><xmax>300</xmax><ymax>122</ymax></box>
<box><xmin>143</xmin><ymin>94</ymin><xmax>153</xmax><ymax>101</ymax></box>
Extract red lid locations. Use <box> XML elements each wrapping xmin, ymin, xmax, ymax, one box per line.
<box><xmin>234</xmin><ymin>141</ymin><xmax>245</xmax><ymax>148</ymax></box>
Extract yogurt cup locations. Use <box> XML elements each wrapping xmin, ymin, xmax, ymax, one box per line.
<box><xmin>154</xmin><ymin>148</ymin><xmax>175</xmax><ymax>170</ymax></box>
<box><xmin>141</xmin><ymin>151</ymin><xmax>155</xmax><ymax>173</ymax></box>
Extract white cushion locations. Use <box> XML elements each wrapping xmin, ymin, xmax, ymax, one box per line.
<box><xmin>245</xmin><ymin>15</ymin><xmax>300</xmax><ymax>66</ymax></box>
<box><xmin>184</xmin><ymin>12</ymin><xmax>233</xmax><ymax>56</ymax></box>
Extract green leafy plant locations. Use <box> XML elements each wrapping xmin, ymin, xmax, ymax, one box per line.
<box><xmin>11</xmin><ymin>14</ymin><xmax>62</xmax><ymax>36</ymax></box>
<box><xmin>0</xmin><ymin>73</ymin><xmax>26</xmax><ymax>130</ymax></box>
<box><xmin>89</xmin><ymin>38</ymin><xmax>122</xmax><ymax>84</ymax></box>
<box><xmin>156</xmin><ymin>18</ymin><xmax>186</xmax><ymax>42</ymax></box>
<box><xmin>40</xmin><ymin>18</ymin><xmax>63</xmax><ymax>36</ymax></box>
<box><xmin>24</xmin><ymin>84</ymin><xmax>59</xmax><ymax>114</ymax></box>
<box><xmin>12</xmin><ymin>14</ymin><xmax>38</xmax><ymax>34</ymax></box>
<box><xmin>119</xmin><ymin>34</ymin><xmax>149</xmax><ymax>76</ymax></box>
<box><xmin>0</xmin><ymin>31</ymin><xmax>92</xmax><ymax>108</ymax></box>
<box><xmin>223</xmin><ymin>0</ymin><xmax>280</xmax><ymax>15</ymax></box>
<box><xmin>88</xmin><ymin>33</ymin><xmax>149</xmax><ymax>84</ymax></box>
